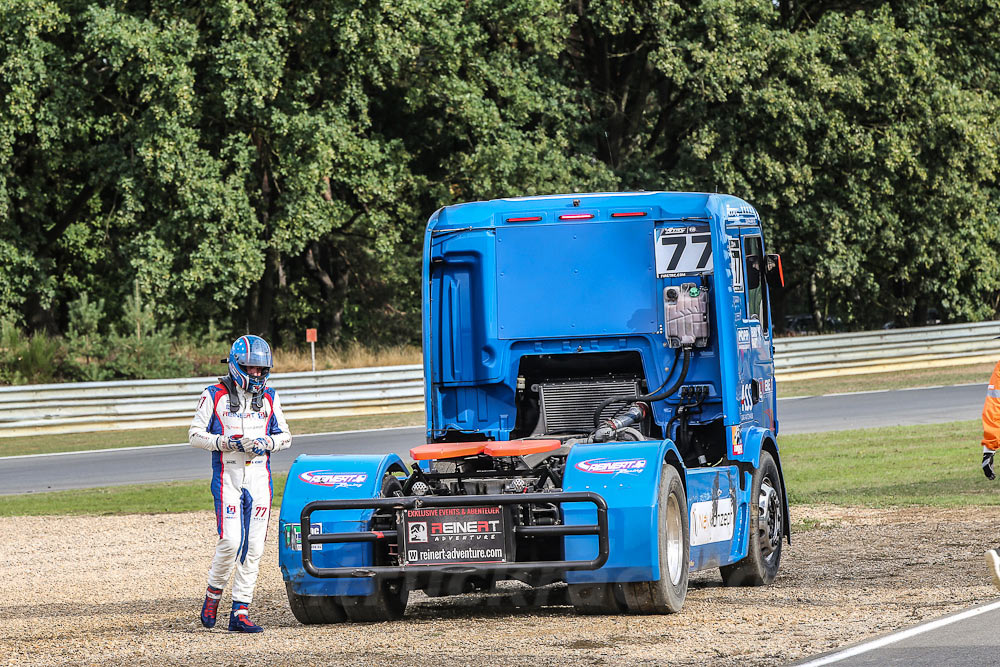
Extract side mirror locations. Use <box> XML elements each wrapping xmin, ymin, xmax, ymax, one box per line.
<box><xmin>765</xmin><ymin>253</ymin><xmax>784</xmax><ymax>288</ymax></box>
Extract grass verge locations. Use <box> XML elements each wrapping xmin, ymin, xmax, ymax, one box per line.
<box><xmin>2</xmin><ymin>411</ymin><xmax>425</xmax><ymax>458</ymax></box>
<box><xmin>3</xmin><ymin>419</ymin><xmax>990</xmax><ymax>516</ymax></box>
<box><xmin>781</xmin><ymin>419</ymin><xmax>988</xmax><ymax>507</ymax></box>
<box><xmin>778</xmin><ymin>362</ymin><xmax>994</xmax><ymax>398</ymax></box>
<box><xmin>0</xmin><ymin>474</ymin><xmax>288</xmax><ymax>517</ymax></box>
<box><xmin>273</xmin><ymin>342</ymin><xmax>421</xmax><ymax>372</ymax></box>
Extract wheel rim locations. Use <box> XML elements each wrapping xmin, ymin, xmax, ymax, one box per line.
<box><xmin>665</xmin><ymin>492</ymin><xmax>684</xmax><ymax>586</ymax></box>
<box><xmin>758</xmin><ymin>477</ymin><xmax>782</xmax><ymax>562</ymax></box>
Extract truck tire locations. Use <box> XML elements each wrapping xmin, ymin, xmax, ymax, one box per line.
<box><xmin>340</xmin><ymin>578</ymin><xmax>409</xmax><ymax>622</ymax></box>
<box><xmin>285</xmin><ymin>582</ymin><xmax>346</xmax><ymax>624</ymax></box>
<box><xmin>621</xmin><ymin>463</ymin><xmax>689</xmax><ymax>613</ymax></box>
<box><xmin>720</xmin><ymin>450</ymin><xmax>784</xmax><ymax>586</ymax></box>
<box><xmin>568</xmin><ymin>582</ymin><xmax>625</xmax><ymax>614</ymax></box>
<box><xmin>340</xmin><ymin>473</ymin><xmax>409</xmax><ymax>621</ymax></box>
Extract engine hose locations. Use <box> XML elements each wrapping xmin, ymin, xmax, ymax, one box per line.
<box><xmin>665</xmin><ymin>412</ymin><xmax>679</xmax><ymax>444</ymax></box>
<box><xmin>639</xmin><ymin>347</ymin><xmax>691</xmax><ymax>403</ymax></box>
<box><xmin>592</xmin><ymin>347</ymin><xmax>684</xmax><ymax>427</ymax></box>
<box><xmin>665</xmin><ymin>390</ymin><xmax>707</xmax><ymax>447</ymax></box>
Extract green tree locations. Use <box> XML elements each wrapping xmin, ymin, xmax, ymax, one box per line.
<box><xmin>2</xmin><ymin>0</ymin><xmax>1000</xmax><ymax>353</ymax></box>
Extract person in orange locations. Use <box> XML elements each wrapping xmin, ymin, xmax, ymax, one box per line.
<box><xmin>982</xmin><ymin>360</ymin><xmax>1000</xmax><ymax>590</ymax></box>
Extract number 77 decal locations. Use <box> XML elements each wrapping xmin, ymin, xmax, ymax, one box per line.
<box><xmin>656</xmin><ymin>227</ymin><xmax>714</xmax><ymax>276</ymax></box>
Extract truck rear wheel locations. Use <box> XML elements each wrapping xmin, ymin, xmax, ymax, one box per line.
<box><xmin>285</xmin><ymin>582</ymin><xmax>346</xmax><ymax>624</ymax></box>
<box><xmin>622</xmin><ymin>463</ymin><xmax>689</xmax><ymax>613</ymax></box>
<box><xmin>340</xmin><ymin>472</ymin><xmax>409</xmax><ymax>621</ymax></box>
<box><xmin>720</xmin><ymin>451</ymin><xmax>783</xmax><ymax>586</ymax></box>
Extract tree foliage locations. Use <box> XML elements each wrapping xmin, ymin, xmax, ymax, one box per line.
<box><xmin>1</xmin><ymin>0</ymin><xmax>999</xmax><ymax>347</ymax></box>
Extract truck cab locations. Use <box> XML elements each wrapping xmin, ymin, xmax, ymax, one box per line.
<box><xmin>279</xmin><ymin>191</ymin><xmax>790</xmax><ymax>621</ymax></box>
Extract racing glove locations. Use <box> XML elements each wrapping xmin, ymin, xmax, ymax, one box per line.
<box><xmin>984</xmin><ymin>447</ymin><xmax>996</xmax><ymax>481</ymax></box>
<box><xmin>249</xmin><ymin>437</ymin><xmax>274</xmax><ymax>456</ymax></box>
<box><xmin>216</xmin><ymin>435</ymin><xmax>246</xmax><ymax>452</ymax></box>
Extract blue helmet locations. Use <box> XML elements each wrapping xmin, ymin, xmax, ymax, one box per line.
<box><xmin>228</xmin><ymin>335</ymin><xmax>273</xmax><ymax>393</ymax></box>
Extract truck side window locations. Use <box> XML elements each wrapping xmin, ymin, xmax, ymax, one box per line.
<box><xmin>744</xmin><ymin>235</ymin><xmax>769</xmax><ymax>333</ymax></box>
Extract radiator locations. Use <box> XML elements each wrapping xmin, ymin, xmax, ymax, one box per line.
<box><xmin>537</xmin><ymin>379</ymin><xmax>640</xmax><ymax>434</ymax></box>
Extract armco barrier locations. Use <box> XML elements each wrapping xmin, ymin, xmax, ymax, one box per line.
<box><xmin>3</xmin><ymin>321</ymin><xmax>1000</xmax><ymax>438</ymax></box>
<box><xmin>0</xmin><ymin>365</ymin><xmax>424</xmax><ymax>438</ymax></box>
<box><xmin>773</xmin><ymin>320</ymin><xmax>1000</xmax><ymax>380</ymax></box>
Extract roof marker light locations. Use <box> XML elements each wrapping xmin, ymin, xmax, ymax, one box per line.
<box><xmin>611</xmin><ymin>211</ymin><xmax>647</xmax><ymax>218</ymax></box>
<box><xmin>506</xmin><ymin>216</ymin><xmax>543</xmax><ymax>222</ymax></box>
<box><xmin>558</xmin><ymin>213</ymin><xmax>594</xmax><ymax>220</ymax></box>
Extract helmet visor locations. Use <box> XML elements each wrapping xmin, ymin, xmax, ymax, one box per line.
<box><xmin>243</xmin><ymin>337</ymin><xmax>273</xmax><ymax>369</ymax></box>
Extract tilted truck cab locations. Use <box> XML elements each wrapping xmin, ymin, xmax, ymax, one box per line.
<box><xmin>279</xmin><ymin>191</ymin><xmax>790</xmax><ymax>621</ymax></box>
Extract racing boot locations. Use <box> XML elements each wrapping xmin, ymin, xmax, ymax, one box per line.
<box><xmin>228</xmin><ymin>601</ymin><xmax>263</xmax><ymax>633</ymax></box>
<box><xmin>200</xmin><ymin>585</ymin><xmax>223</xmax><ymax>628</ymax></box>
<box><xmin>986</xmin><ymin>549</ymin><xmax>1000</xmax><ymax>592</ymax></box>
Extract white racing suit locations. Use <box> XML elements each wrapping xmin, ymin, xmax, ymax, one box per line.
<box><xmin>189</xmin><ymin>380</ymin><xmax>291</xmax><ymax>603</ymax></box>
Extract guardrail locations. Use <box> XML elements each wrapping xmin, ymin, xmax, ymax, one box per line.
<box><xmin>0</xmin><ymin>365</ymin><xmax>424</xmax><ymax>438</ymax></box>
<box><xmin>3</xmin><ymin>320</ymin><xmax>1000</xmax><ymax>438</ymax></box>
<box><xmin>773</xmin><ymin>320</ymin><xmax>1000</xmax><ymax>380</ymax></box>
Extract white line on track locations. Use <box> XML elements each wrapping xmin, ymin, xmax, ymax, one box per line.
<box><xmin>0</xmin><ymin>425</ymin><xmax>422</xmax><ymax>461</ymax></box>
<box><xmin>795</xmin><ymin>599</ymin><xmax>1000</xmax><ymax>666</ymax></box>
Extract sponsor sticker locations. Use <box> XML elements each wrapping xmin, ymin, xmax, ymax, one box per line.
<box><xmin>284</xmin><ymin>523</ymin><xmax>323</xmax><ymax>551</ymax></box>
<box><xmin>575</xmin><ymin>457</ymin><xmax>647</xmax><ymax>474</ymax></box>
<box><xmin>725</xmin><ymin>204</ymin><xmax>756</xmax><ymax>221</ymax></box>
<box><xmin>731</xmin><ymin>427</ymin><xmax>743</xmax><ymax>456</ymax></box>
<box><xmin>739</xmin><ymin>383</ymin><xmax>754</xmax><ymax>413</ymax></box>
<box><xmin>298</xmin><ymin>470</ymin><xmax>369</xmax><ymax>488</ymax></box>
<box><xmin>690</xmin><ymin>497</ymin><xmax>735</xmax><ymax>546</ymax></box>
<box><xmin>750</xmin><ymin>324</ymin><xmax>762</xmax><ymax>348</ymax></box>
<box><xmin>225</xmin><ymin>505</ymin><xmax>236</xmax><ymax>516</ymax></box>
<box><xmin>728</xmin><ymin>238</ymin><xmax>744</xmax><ymax>292</ymax></box>
<box><xmin>402</xmin><ymin>506</ymin><xmax>506</xmax><ymax>565</ymax></box>
<box><xmin>736</xmin><ymin>327</ymin><xmax>751</xmax><ymax>350</ymax></box>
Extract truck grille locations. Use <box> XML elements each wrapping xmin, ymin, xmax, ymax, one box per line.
<box><xmin>538</xmin><ymin>379</ymin><xmax>640</xmax><ymax>434</ymax></box>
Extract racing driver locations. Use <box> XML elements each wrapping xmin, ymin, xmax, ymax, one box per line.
<box><xmin>189</xmin><ymin>335</ymin><xmax>292</xmax><ymax>632</ymax></box>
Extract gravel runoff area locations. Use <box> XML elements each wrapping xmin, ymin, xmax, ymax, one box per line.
<box><xmin>3</xmin><ymin>505</ymin><xmax>1000</xmax><ymax>666</ymax></box>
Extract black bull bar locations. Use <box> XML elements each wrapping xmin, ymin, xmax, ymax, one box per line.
<box><xmin>300</xmin><ymin>492</ymin><xmax>609</xmax><ymax>579</ymax></box>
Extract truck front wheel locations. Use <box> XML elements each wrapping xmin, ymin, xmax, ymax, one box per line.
<box><xmin>720</xmin><ymin>451</ymin><xmax>784</xmax><ymax>586</ymax></box>
<box><xmin>340</xmin><ymin>473</ymin><xmax>409</xmax><ymax>621</ymax></box>
<box><xmin>285</xmin><ymin>582</ymin><xmax>346</xmax><ymax>624</ymax></box>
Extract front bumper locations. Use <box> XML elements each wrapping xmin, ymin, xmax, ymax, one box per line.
<box><xmin>299</xmin><ymin>491</ymin><xmax>609</xmax><ymax>579</ymax></box>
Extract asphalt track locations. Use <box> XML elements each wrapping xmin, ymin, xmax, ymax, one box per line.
<box><xmin>791</xmin><ymin>600</ymin><xmax>1000</xmax><ymax>666</ymax></box>
<box><xmin>0</xmin><ymin>382</ymin><xmax>987</xmax><ymax>495</ymax></box>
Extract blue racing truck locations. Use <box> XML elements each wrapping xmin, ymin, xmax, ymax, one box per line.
<box><xmin>278</xmin><ymin>191</ymin><xmax>790</xmax><ymax>621</ymax></box>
